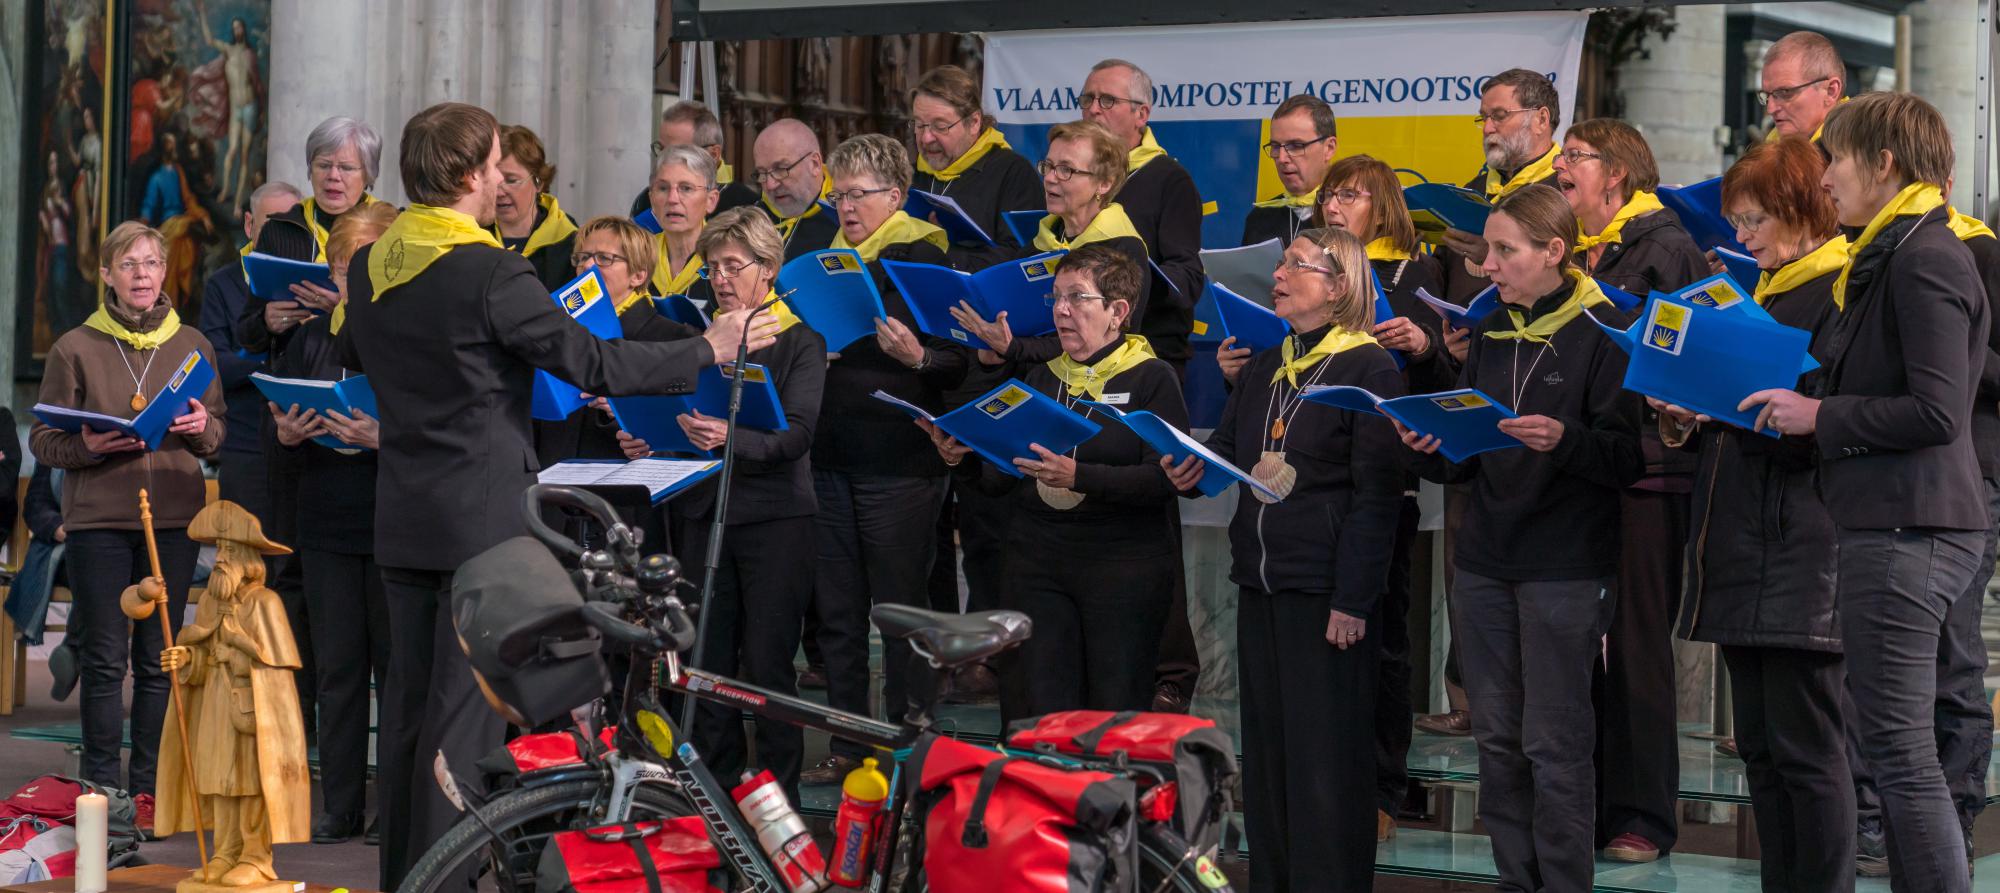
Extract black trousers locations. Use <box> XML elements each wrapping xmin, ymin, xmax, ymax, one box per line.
<box><xmin>302</xmin><ymin>548</ymin><xmax>389</xmax><ymax>819</ymax></box>
<box><xmin>928</xmin><ymin>481</ymin><xmax>1012</xmax><ymax>615</ymax></box>
<box><xmin>1455</xmin><ymin>571</ymin><xmax>1614</xmax><ymax>893</ymax></box>
<box><xmin>1375</xmin><ymin>494</ymin><xmax>1418</xmax><ymax>815</ymax></box>
<box><xmin>676</xmin><ymin>515</ymin><xmax>811</xmax><ymax>799</ymax></box>
<box><xmin>261</xmin><ymin>430</ymin><xmax>315</xmax><ymax>731</ymax></box>
<box><xmin>1722</xmin><ymin>645</ymin><xmax>1854</xmax><ymax>893</ymax></box>
<box><xmin>1595</xmin><ymin>489</ymin><xmax>1684</xmax><ymax>851</ymax></box>
<box><xmin>811</xmin><ymin>470</ymin><xmax>946</xmax><ymax>759</ymax></box>
<box><xmin>65</xmin><ymin>527</ymin><xmax>197</xmax><ymax>796</ymax></box>
<box><xmin>1238</xmin><ymin>586</ymin><xmax>1378</xmax><ymax>893</ymax></box>
<box><xmin>377</xmin><ymin>567</ymin><xmax>508</xmax><ymax>890</ymax></box>
<box><xmin>997</xmin><ymin>544</ymin><xmax>1174</xmax><ymax>725</ymax></box>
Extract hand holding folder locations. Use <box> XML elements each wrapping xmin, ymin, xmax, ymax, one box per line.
<box><xmin>249</xmin><ymin>373</ymin><xmax>380</xmax><ymax>449</ymax></box>
<box><xmin>871</xmin><ymin>380</ymin><xmax>1100</xmax><ymax>477</ymax></box>
<box><xmin>776</xmin><ymin>249</ymin><xmax>889</xmax><ymax>350</ymax></box>
<box><xmin>884</xmin><ymin>253</ymin><xmax>1063</xmax><ymax>351</ymax></box>
<box><xmin>1586</xmin><ymin>293</ymin><xmax>1816</xmax><ymax>437</ymax></box>
<box><xmin>532</xmin><ymin>269</ymin><xmax>622</xmax><ymax>421</ymax></box>
<box><xmin>610</xmin><ymin>362</ymin><xmax>788</xmax><ymax>458</ymax></box>
<box><xmin>34</xmin><ymin>350</ymin><xmax>216</xmax><ymax>451</ymax></box>
<box><xmin>242</xmin><ymin>252</ymin><xmax>336</xmax><ymax>305</ymax></box>
<box><xmin>1301</xmin><ymin>385</ymin><xmax>1523</xmax><ymax>463</ymax></box>
<box><xmin>1078</xmin><ymin>399</ymin><xmax>1282</xmax><ymax>501</ymax></box>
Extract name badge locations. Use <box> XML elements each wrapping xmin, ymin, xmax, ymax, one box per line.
<box><xmin>1100</xmin><ymin>393</ymin><xmax>1131</xmax><ymax>405</ymax></box>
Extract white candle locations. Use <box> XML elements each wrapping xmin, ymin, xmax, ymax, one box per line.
<box><xmin>73</xmin><ymin>792</ymin><xmax>106</xmax><ymax>893</ymax></box>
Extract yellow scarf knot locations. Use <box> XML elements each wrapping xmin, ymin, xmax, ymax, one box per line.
<box><xmin>1832</xmin><ymin>182</ymin><xmax>1945</xmax><ymax>310</ymax></box>
<box><xmin>1254</xmin><ymin>187</ymin><xmax>1320</xmax><ymax>210</ymax></box>
<box><xmin>1272</xmin><ymin>326</ymin><xmax>1378</xmax><ymax>386</ymax></box>
<box><xmin>1484</xmin><ymin>270</ymin><xmax>1611</xmax><ymax>344</ymax></box>
<box><xmin>653</xmin><ymin>239</ymin><xmax>705</xmax><ymax>298</ymax></box>
<box><xmin>84</xmin><ymin>303</ymin><xmax>183</xmax><ymax>351</ymax></box>
<box><xmin>918</xmin><ymin>128</ymin><xmax>1011</xmax><ymax>182</ymax></box>
<box><xmin>1048</xmin><ymin>335</ymin><xmax>1156</xmax><ymax>399</ymax></box>
<box><xmin>1574</xmin><ymin>191</ymin><xmax>1665</xmax><ymax>252</ymax></box>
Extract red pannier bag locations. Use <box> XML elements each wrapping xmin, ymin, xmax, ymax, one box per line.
<box><xmin>478</xmin><ymin>727</ymin><xmax>620</xmax><ymax>788</ymax></box>
<box><xmin>909</xmin><ymin>734</ymin><xmax>1137</xmax><ymax>893</ymax></box>
<box><xmin>535</xmin><ymin>816</ymin><xmax>725</xmax><ymax>893</ymax></box>
<box><xmin>1005</xmin><ymin>711</ymin><xmax>1238</xmax><ymax>855</ymax></box>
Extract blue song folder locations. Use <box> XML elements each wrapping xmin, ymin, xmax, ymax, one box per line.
<box><xmin>776</xmin><ymin>249</ymin><xmax>888</xmax><ymax>350</ymax></box>
<box><xmin>1302</xmin><ymin>386</ymin><xmax>1523</xmax><ymax>463</ymax></box>
<box><xmin>1002</xmin><ymin>210</ymin><xmax>1045</xmax><ymax>248</ymax></box>
<box><xmin>243</xmin><ymin>252</ymin><xmax>335</xmax><ymax>309</ymax></box>
<box><xmin>1415</xmin><ymin>286</ymin><xmax>1501</xmax><ymax>331</ymax></box>
<box><xmin>870</xmin><ymin>379</ymin><xmax>1100</xmax><ymax>478</ymax></box>
<box><xmin>532</xmin><ymin>269</ymin><xmax>622</xmax><ymax>421</ymax></box>
<box><xmin>1713</xmin><ymin>247</ymin><xmax>1762</xmax><ymax>298</ymax></box>
<box><xmin>905</xmin><ymin>190</ymin><xmax>994</xmax><ymax>246</ymax></box>
<box><xmin>1587</xmin><ymin>293</ymin><xmax>1817</xmax><ymax>437</ymax></box>
<box><xmin>1403</xmin><ymin>183</ymin><xmax>1493</xmax><ymax>239</ymax></box>
<box><xmin>884</xmin><ymin>252</ymin><xmax>1064</xmax><ymax>351</ymax></box>
<box><xmin>248</xmin><ymin>372</ymin><xmax>379</xmax><ymax>450</ymax></box>
<box><xmin>33</xmin><ymin>350</ymin><xmax>215</xmax><ymax>451</ymax></box>
<box><xmin>653</xmin><ymin>293</ymin><xmax>711</xmax><ymax>330</ymax></box>
<box><xmin>609</xmin><ymin>362</ymin><xmax>788</xmax><ymax>458</ymax></box>
<box><xmin>1664</xmin><ymin>272</ymin><xmax>1794</xmax><ymax>328</ymax></box>
<box><xmin>1658</xmin><ymin>178</ymin><xmax>1748</xmax><ymax>255</ymax></box>
<box><xmin>1077</xmin><ymin>400</ymin><xmax>1282</xmax><ymax>502</ymax></box>
<box><xmin>632</xmin><ymin>207</ymin><xmax>662</xmax><ymax>234</ymax></box>
<box><xmin>1209</xmin><ymin>282</ymin><xmax>1290</xmax><ymax>353</ymax></box>
<box><xmin>536</xmin><ymin>458</ymin><xmax>720</xmax><ymax>504</ymax></box>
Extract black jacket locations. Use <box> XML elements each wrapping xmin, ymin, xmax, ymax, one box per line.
<box><xmin>336</xmin><ymin>241</ymin><xmax>715</xmax><ymax>571</ymax></box>
<box><xmin>1199</xmin><ymin>329</ymin><xmax>1405</xmax><ymax>612</ymax></box>
<box><xmin>757</xmin><ymin>204</ymin><xmax>841</xmax><ymax>263</ymax></box>
<box><xmin>1963</xmin><ymin>233</ymin><xmax>2000</xmax><ymax>479</ymax></box>
<box><xmin>1374</xmin><ymin>253</ymin><xmax>1457</xmax><ymax>394</ymax></box>
<box><xmin>1815</xmin><ymin>210</ymin><xmax>1990</xmax><ymax>532</ymax></box>
<box><xmin>532</xmin><ymin>300</ymin><xmax>702</xmax><ymax>468</ymax></box>
<box><xmin>671</xmin><ymin>323</ymin><xmax>827</xmax><ymax>526</ymax></box>
<box><xmin>1240</xmin><ymin>202</ymin><xmax>1313</xmax><ymax>249</ymax></box>
<box><xmin>0</xmin><ymin>408</ymin><xmax>18</xmax><ymax>538</ymax></box>
<box><xmin>1411</xmin><ymin>281</ymin><xmax>1645</xmax><ymax>581</ymax></box>
<box><xmin>956</xmin><ymin>344</ymin><xmax>1185</xmax><ymax>558</ymax></box>
<box><xmin>272</xmin><ymin>314</ymin><xmax>376</xmax><ymax>553</ymax></box>
<box><xmin>500</xmin><ymin>203</ymin><xmax>580</xmax><ymax>292</ymax></box>
<box><xmin>196</xmin><ymin>263</ymin><xmax>268</xmax><ymax>455</ymax></box>
<box><xmin>1116</xmin><ymin>155</ymin><xmax>1206</xmax><ymax>362</ymax></box>
<box><xmin>1581</xmin><ymin>209</ymin><xmax>1710</xmax><ymax>485</ymax></box>
<box><xmin>912</xmin><ymin>146</ymin><xmax>1043</xmax><ymax>270</ymax></box>
<box><xmin>814</xmin><ymin>240</ymin><xmax>972</xmax><ymax>477</ymax></box>
<box><xmin>1675</xmin><ymin>268</ymin><xmax>1840</xmax><ymax>652</ymax></box>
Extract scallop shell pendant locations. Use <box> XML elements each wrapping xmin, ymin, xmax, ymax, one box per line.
<box><xmin>129</xmin><ymin>392</ymin><xmax>148</xmax><ymax>412</ymax></box>
<box><xmin>1250</xmin><ymin>450</ymin><xmax>1296</xmax><ymax>504</ymax></box>
<box><xmin>1036</xmin><ymin>481</ymin><xmax>1085</xmax><ymax>510</ymax></box>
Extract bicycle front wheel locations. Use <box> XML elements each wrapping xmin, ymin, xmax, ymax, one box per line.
<box><xmin>397</xmin><ymin>777</ymin><xmax>695</xmax><ymax>893</ymax></box>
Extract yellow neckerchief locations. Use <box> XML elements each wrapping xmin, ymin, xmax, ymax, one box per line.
<box><xmin>614</xmin><ymin>289</ymin><xmax>650</xmax><ymax>316</ymax></box>
<box><xmin>301</xmin><ymin>194</ymin><xmax>376</xmax><ymax>262</ymax></box>
<box><xmin>1033</xmin><ymin>203</ymin><xmax>1145</xmax><ymax>253</ymax></box>
<box><xmin>1482</xmin><ymin>143</ymin><xmax>1560</xmax><ymax>200</ymax></box>
<box><xmin>1755</xmin><ymin>235</ymin><xmax>1850</xmax><ymax>305</ymax></box>
<box><xmin>1127</xmin><ymin>129</ymin><xmax>1168</xmax><ymax>174</ymax></box>
<box><xmin>1833</xmin><ymin>181</ymin><xmax>1945</xmax><ymax>310</ymax></box>
<box><xmin>919</xmin><ymin>128</ymin><xmax>1011</xmax><ymax>182</ymax></box>
<box><xmin>84</xmin><ymin>303</ymin><xmax>182</xmax><ymax>351</ymax></box>
<box><xmin>1948</xmin><ymin>207</ymin><xmax>1996</xmax><ymax>241</ymax></box>
<box><xmin>727</xmin><ymin>289</ymin><xmax>803</xmax><ymax>335</ymax></box>
<box><xmin>1272</xmin><ymin>324</ymin><xmax>1377</xmax><ymax>386</ymax></box>
<box><xmin>717</xmin><ymin>162</ymin><xmax>737</xmax><ymax>186</ymax></box>
<box><xmin>366</xmin><ymin>203</ymin><xmax>503</xmax><ymax>302</ymax></box>
<box><xmin>653</xmin><ymin>233</ymin><xmax>704</xmax><ymax>297</ymax></box>
<box><xmin>492</xmin><ymin>193</ymin><xmax>578</xmax><ymax>258</ymax></box>
<box><xmin>1048</xmin><ymin>334</ymin><xmax>1156</xmax><ymax>399</ymax></box>
<box><xmin>1253</xmin><ymin>186</ymin><xmax>1320</xmax><ymax>210</ymax></box>
<box><xmin>764</xmin><ymin>173</ymin><xmax>832</xmax><ymax>242</ymax></box>
<box><xmin>1574</xmin><ymin>190</ymin><xmax>1666</xmax><ymax>252</ymax></box>
<box><xmin>1485</xmin><ymin>269</ymin><xmax>1611</xmax><ymax>343</ymax></box>
<box><xmin>1365</xmin><ymin>237</ymin><xmax>1412</xmax><ymax>263</ymax></box>
<box><xmin>831</xmin><ymin>210</ymin><xmax>950</xmax><ymax>264</ymax></box>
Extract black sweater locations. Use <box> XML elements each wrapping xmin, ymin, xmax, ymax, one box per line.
<box><xmin>814</xmin><ymin>239</ymin><xmax>972</xmax><ymax>477</ymax></box>
<box><xmin>1240</xmin><ymin>201</ymin><xmax>1313</xmax><ymax>248</ymax></box>
<box><xmin>1964</xmin><ymin>232</ymin><xmax>2000</xmax><ymax>479</ymax></box>
<box><xmin>196</xmin><ymin>263</ymin><xmax>268</xmax><ymax>455</ymax></box>
<box><xmin>912</xmin><ymin>145</ymin><xmax>1043</xmax><ymax>271</ymax></box>
<box><xmin>671</xmin><ymin>323</ymin><xmax>827</xmax><ymax>526</ymax></box>
<box><xmin>272</xmin><ymin>315</ymin><xmax>376</xmax><ymax>553</ymax></box>
<box><xmin>1373</xmin><ymin>253</ymin><xmax>1457</xmax><ymax>394</ymax></box>
<box><xmin>1198</xmin><ymin>327</ymin><xmax>1405</xmax><ymax>613</ymax></box>
<box><xmin>955</xmin><ymin>343</ymin><xmax>1185</xmax><ymax>558</ymax></box>
<box><xmin>532</xmin><ymin>300</ymin><xmax>701</xmax><ymax>468</ymax></box>
<box><xmin>1410</xmin><ymin>280</ymin><xmax>1645</xmax><ymax>581</ymax></box>
<box><xmin>1116</xmin><ymin>155</ymin><xmax>1206</xmax><ymax>362</ymax></box>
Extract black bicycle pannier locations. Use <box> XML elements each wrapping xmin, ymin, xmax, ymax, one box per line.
<box><xmin>453</xmin><ymin>536</ymin><xmax>609</xmax><ymax>726</ymax></box>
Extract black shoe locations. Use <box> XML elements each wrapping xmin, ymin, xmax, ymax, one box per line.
<box><xmin>1856</xmin><ymin>819</ymin><xmax>1889</xmax><ymax>877</ymax></box>
<box><xmin>1151</xmin><ymin>682</ymin><xmax>1190</xmax><ymax>714</ymax></box>
<box><xmin>799</xmin><ymin>755</ymin><xmax>862</xmax><ymax>786</ymax></box>
<box><xmin>944</xmin><ymin>664</ymin><xmax>999</xmax><ymax>704</ymax></box>
<box><xmin>48</xmin><ymin>642</ymin><xmax>78</xmax><ymax>702</ymax></box>
<box><xmin>312</xmin><ymin>812</ymin><xmax>363</xmax><ymax>844</ymax></box>
<box><xmin>798</xmin><ymin>666</ymin><xmax>829</xmax><ymax>690</ymax></box>
<box><xmin>364</xmin><ymin>816</ymin><xmax>380</xmax><ymax>846</ymax></box>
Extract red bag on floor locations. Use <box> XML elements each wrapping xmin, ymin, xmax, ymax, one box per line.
<box><xmin>535</xmin><ymin>816</ymin><xmax>725</xmax><ymax>893</ymax></box>
<box><xmin>1005</xmin><ymin>711</ymin><xmax>1238</xmax><ymax>854</ymax></box>
<box><xmin>0</xmin><ymin>776</ymin><xmax>138</xmax><ymax>867</ymax></box>
<box><xmin>909</xmin><ymin>734</ymin><xmax>1137</xmax><ymax>893</ymax></box>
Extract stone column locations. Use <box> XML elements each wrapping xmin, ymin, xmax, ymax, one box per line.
<box><xmin>1908</xmin><ymin>0</ymin><xmax>1979</xmax><ymax>207</ymax></box>
<box><xmin>1617</xmin><ymin>6</ymin><xmax>1727</xmax><ymax>186</ymax></box>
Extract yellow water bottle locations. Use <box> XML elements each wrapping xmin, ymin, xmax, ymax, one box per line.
<box><xmin>829</xmin><ymin>757</ymin><xmax>890</xmax><ymax>887</ymax></box>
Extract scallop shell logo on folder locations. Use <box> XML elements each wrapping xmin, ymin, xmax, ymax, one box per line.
<box><xmin>1432</xmin><ymin>393</ymin><xmax>1489</xmax><ymax>411</ymax></box>
<box><xmin>1019</xmin><ymin>258</ymin><xmax>1055</xmax><ymax>281</ymax></box>
<box><xmin>1645</xmin><ymin>302</ymin><xmax>1689</xmax><ymax>355</ymax></box>
<box><xmin>977</xmin><ymin>385</ymin><xmax>1032</xmax><ymax>420</ymax></box>
<box><xmin>820</xmin><ymin>253</ymin><xmax>862</xmax><ymax>275</ymax></box>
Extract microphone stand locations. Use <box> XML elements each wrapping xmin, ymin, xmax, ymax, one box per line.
<box><xmin>677</xmin><ymin>290</ymin><xmax>791</xmax><ymax>730</ymax></box>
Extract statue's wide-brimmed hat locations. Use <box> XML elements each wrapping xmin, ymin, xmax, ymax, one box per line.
<box><xmin>187</xmin><ymin>500</ymin><xmax>292</xmax><ymax>556</ymax></box>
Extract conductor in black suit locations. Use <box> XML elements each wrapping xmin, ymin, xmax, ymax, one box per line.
<box><xmin>336</xmin><ymin>101</ymin><xmax>777</xmax><ymax>889</ymax></box>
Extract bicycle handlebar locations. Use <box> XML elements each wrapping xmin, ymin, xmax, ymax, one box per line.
<box><xmin>521</xmin><ymin>484</ymin><xmax>626</xmax><ymax>560</ymax></box>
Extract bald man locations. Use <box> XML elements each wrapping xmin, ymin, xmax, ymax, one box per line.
<box><xmin>751</xmin><ymin>118</ymin><xmax>839</xmax><ymax>261</ymax></box>
<box><xmin>1761</xmin><ymin>31</ymin><xmax>1846</xmax><ymax>141</ymax></box>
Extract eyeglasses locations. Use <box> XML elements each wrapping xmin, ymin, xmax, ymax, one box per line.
<box><xmin>751</xmin><ymin>153</ymin><xmax>815</xmax><ymax>184</ymax></box>
<box><xmin>652</xmin><ymin>182</ymin><xmax>716</xmax><ymax>198</ymax></box>
<box><xmin>1045</xmin><ymin>290</ymin><xmax>1109</xmax><ymax>308</ymax></box>
<box><xmin>1037</xmin><ymin>160</ymin><xmax>1090</xmax><ymax>182</ymax></box>
<box><xmin>311</xmin><ymin>159</ymin><xmax>364</xmax><ymax>177</ymax></box>
<box><xmin>1076</xmin><ymin>92</ymin><xmax>1146</xmax><ymax>112</ymax></box>
<box><xmin>1263</xmin><ymin>135</ymin><xmax>1334</xmax><ymax>158</ymax></box>
<box><xmin>1324</xmin><ymin>187</ymin><xmax>1371</xmax><ymax>206</ymax></box>
<box><xmin>1558</xmin><ymin>149</ymin><xmax>1602</xmax><ymax>165</ymax></box>
<box><xmin>1724</xmin><ymin>211</ymin><xmax>1771</xmax><ymax>233</ymax></box>
<box><xmin>829</xmin><ymin>186</ymin><xmax>896</xmax><ymax>206</ymax></box>
<box><xmin>912</xmin><ymin>113</ymin><xmax>973</xmax><ymax>136</ymax></box>
<box><xmin>501</xmin><ymin>175</ymin><xmax>534</xmax><ymax>190</ymax></box>
<box><xmin>572</xmin><ymin>251</ymin><xmax>627</xmax><ymax>268</ymax></box>
<box><xmin>1279</xmin><ymin>258</ymin><xmax>1337</xmax><ymax>276</ymax></box>
<box><xmin>115</xmin><ymin>258</ymin><xmax>165</xmax><ymax>274</ymax></box>
<box><xmin>1757</xmin><ymin>77</ymin><xmax>1831</xmax><ymax>106</ymax></box>
<box><xmin>700</xmin><ymin>260</ymin><xmax>764</xmax><ymax>280</ymax></box>
<box><xmin>1473</xmin><ymin>107</ymin><xmax>1542</xmax><ymax>127</ymax></box>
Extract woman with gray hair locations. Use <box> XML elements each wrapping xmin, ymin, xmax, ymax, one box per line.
<box><xmin>244</xmin><ymin>116</ymin><xmax>385</xmax><ymax>349</ymax></box>
<box><xmin>648</xmin><ymin>144</ymin><xmax>721</xmax><ymax>307</ymax></box>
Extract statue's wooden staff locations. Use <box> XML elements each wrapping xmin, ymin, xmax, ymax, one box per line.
<box><xmin>124</xmin><ymin>489</ymin><xmax>208</xmax><ymax>866</ymax></box>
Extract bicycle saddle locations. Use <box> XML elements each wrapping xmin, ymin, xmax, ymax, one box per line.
<box><xmin>869</xmin><ymin>605</ymin><xmax>1032</xmax><ymax>668</ymax></box>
